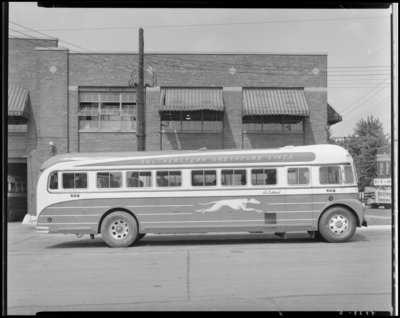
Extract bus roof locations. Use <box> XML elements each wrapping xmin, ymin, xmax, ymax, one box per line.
<box><xmin>40</xmin><ymin>144</ymin><xmax>352</xmax><ymax>171</ymax></box>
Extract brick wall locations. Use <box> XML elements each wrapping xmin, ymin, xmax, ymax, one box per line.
<box><xmin>162</xmin><ymin>132</ymin><xmax>222</xmax><ymax>150</ymax></box>
<box><xmin>80</xmin><ymin>133</ymin><xmax>137</xmax><ymax>152</ymax></box>
<box><xmin>243</xmin><ymin>133</ymin><xmax>304</xmax><ymax>149</ymax></box>
<box><xmin>8</xmin><ymin>133</ymin><xmax>27</xmax><ymax>158</ymax></box>
<box><xmin>9</xmin><ymin>38</ymin><xmax>58</xmax><ymax>216</ymax></box>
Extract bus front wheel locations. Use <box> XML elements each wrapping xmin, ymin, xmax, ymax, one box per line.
<box><xmin>101</xmin><ymin>212</ymin><xmax>138</xmax><ymax>248</ymax></box>
<box><xmin>318</xmin><ymin>207</ymin><xmax>356</xmax><ymax>243</ymax></box>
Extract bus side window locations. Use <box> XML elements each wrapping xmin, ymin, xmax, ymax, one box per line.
<box><xmin>320</xmin><ymin>167</ymin><xmax>341</xmax><ymax>184</ymax></box>
<box><xmin>344</xmin><ymin>166</ymin><xmax>355</xmax><ymax>184</ymax></box>
<box><xmin>192</xmin><ymin>170</ymin><xmax>216</xmax><ymax>187</ymax></box>
<box><xmin>288</xmin><ymin>168</ymin><xmax>309</xmax><ymax>185</ymax></box>
<box><xmin>156</xmin><ymin>171</ymin><xmax>181</xmax><ymax>187</ymax></box>
<box><xmin>127</xmin><ymin>171</ymin><xmax>151</xmax><ymax>188</ymax></box>
<box><xmin>251</xmin><ymin>169</ymin><xmax>277</xmax><ymax>185</ymax></box>
<box><xmin>221</xmin><ymin>170</ymin><xmax>246</xmax><ymax>186</ymax></box>
<box><xmin>49</xmin><ymin>172</ymin><xmax>58</xmax><ymax>189</ymax></box>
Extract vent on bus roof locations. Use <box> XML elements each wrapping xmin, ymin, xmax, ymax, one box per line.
<box><xmin>198</xmin><ymin>148</ymin><xmax>208</xmax><ymax>151</ymax></box>
<box><xmin>282</xmin><ymin>145</ymin><xmax>294</xmax><ymax>149</ymax></box>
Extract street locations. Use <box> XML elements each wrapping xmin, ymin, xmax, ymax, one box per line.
<box><xmin>7</xmin><ymin>209</ymin><xmax>393</xmax><ymax>314</ymax></box>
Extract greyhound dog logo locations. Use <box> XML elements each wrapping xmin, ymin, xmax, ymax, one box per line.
<box><xmin>196</xmin><ymin>198</ymin><xmax>265</xmax><ymax>213</ymax></box>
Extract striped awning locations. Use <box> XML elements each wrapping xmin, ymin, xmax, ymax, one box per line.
<box><xmin>160</xmin><ymin>89</ymin><xmax>224</xmax><ymax>111</ymax></box>
<box><xmin>8</xmin><ymin>84</ymin><xmax>30</xmax><ymax>118</ymax></box>
<box><xmin>243</xmin><ymin>89</ymin><xmax>309</xmax><ymax>116</ymax></box>
<box><xmin>327</xmin><ymin>103</ymin><xmax>342</xmax><ymax>125</ymax></box>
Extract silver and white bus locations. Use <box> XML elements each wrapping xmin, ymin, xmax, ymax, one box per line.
<box><xmin>35</xmin><ymin>144</ymin><xmax>367</xmax><ymax>247</ymax></box>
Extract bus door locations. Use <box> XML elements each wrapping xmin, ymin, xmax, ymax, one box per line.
<box><xmin>286</xmin><ymin>166</ymin><xmax>313</xmax><ymax>230</ymax></box>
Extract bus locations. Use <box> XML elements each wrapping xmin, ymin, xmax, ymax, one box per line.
<box><xmin>8</xmin><ymin>174</ymin><xmax>28</xmax><ymax>221</ymax></box>
<box><xmin>35</xmin><ymin>144</ymin><xmax>367</xmax><ymax>247</ymax></box>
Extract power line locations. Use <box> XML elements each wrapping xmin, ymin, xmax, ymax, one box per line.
<box><xmin>332</xmin><ymin>104</ymin><xmax>391</xmax><ymax>135</ymax></box>
<box><xmin>14</xmin><ymin>16</ymin><xmax>389</xmax><ymax>32</ymax></box>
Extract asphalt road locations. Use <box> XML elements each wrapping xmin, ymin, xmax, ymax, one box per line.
<box><xmin>7</xmin><ymin>217</ymin><xmax>393</xmax><ymax>314</ymax></box>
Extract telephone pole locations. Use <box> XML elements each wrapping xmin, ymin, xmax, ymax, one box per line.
<box><xmin>137</xmin><ymin>28</ymin><xmax>146</xmax><ymax>151</ymax></box>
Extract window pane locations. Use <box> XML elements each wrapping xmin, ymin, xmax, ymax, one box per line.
<box><xmin>49</xmin><ymin>172</ymin><xmax>58</xmax><ymax>189</ymax></box>
<box><xmin>192</xmin><ymin>171</ymin><xmax>203</xmax><ymax>186</ymax></box>
<box><xmin>288</xmin><ymin>168</ymin><xmax>298</xmax><ymax>185</ymax></box>
<box><xmin>97</xmin><ymin>172</ymin><xmax>110</xmax><ymax>188</ymax></box>
<box><xmin>110</xmin><ymin>172</ymin><xmax>122</xmax><ymax>188</ymax></box>
<box><xmin>265</xmin><ymin>169</ymin><xmax>277</xmax><ymax>185</ymax></box>
<box><xmin>320</xmin><ymin>167</ymin><xmax>341</xmax><ymax>184</ymax></box>
<box><xmin>63</xmin><ymin>173</ymin><xmax>75</xmax><ymax>189</ymax></box>
<box><xmin>127</xmin><ymin>171</ymin><xmax>151</xmax><ymax>188</ymax></box>
<box><xmin>203</xmin><ymin>111</ymin><xmax>223</xmax><ymax>131</ymax></box>
<box><xmin>169</xmin><ymin>171</ymin><xmax>181</xmax><ymax>186</ymax></box>
<box><xmin>252</xmin><ymin>169</ymin><xmax>264</xmax><ymax>185</ymax></box>
<box><xmin>299</xmin><ymin>168</ymin><xmax>309</xmax><ymax>184</ymax></box>
<box><xmin>156</xmin><ymin>171</ymin><xmax>169</xmax><ymax>187</ymax></box>
<box><xmin>80</xmin><ymin>117</ymin><xmax>99</xmax><ymax>130</ymax></box>
<box><xmin>182</xmin><ymin>111</ymin><xmax>202</xmax><ymax>131</ymax></box>
<box><xmin>204</xmin><ymin>170</ymin><xmax>217</xmax><ymax>186</ymax></box>
<box><xmin>160</xmin><ymin>111</ymin><xmax>181</xmax><ymax>131</ymax></box>
<box><xmin>222</xmin><ymin>170</ymin><xmax>246</xmax><ymax>186</ymax></box>
<box><xmin>344</xmin><ymin>166</ymin><xmax>355</xmax><ymax>184</ymax></box>
<box><xmin>75</xmin><ymin>173</ymin><xmax>88</xmax><ymax>188</ymax></box>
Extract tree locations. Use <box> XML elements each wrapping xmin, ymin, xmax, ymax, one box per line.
<box><xmin>326</xmin><ymin>125</ymin><xmax>337</xmax><ymax>144</ymax></box>
<box><xmin>337</xmin><ymin>115</ymin><xmax>389</xmax><ymax>191</ymax></box>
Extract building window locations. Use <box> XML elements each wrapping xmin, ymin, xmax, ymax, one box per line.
<box><xmin>8</xmin><ymin>117</ymin><xmax>27</xmax><ymax>132</ymax></box>
<box><xmin>160</xmin><ymin>110</ymin><xmax>223</xmax><ymax>132</ymax></box>
<box><xmin>379</xmin><ymin>162</ymin><xmax>384</xmax><ymax>176</ymax></box>
<box><xmin>78</xmin><ymin>92</ymin><xmax>136</xmax><ymax>132</ymax></box>
<box><xmin>386</xmin><ymin>162</ymin><xmax>390</xmax><ymax>176</ymax></box>
<box><xmin>243</xmin><ymin>115</ymin><xmax>303</xmax><ymax>131</ymax></box>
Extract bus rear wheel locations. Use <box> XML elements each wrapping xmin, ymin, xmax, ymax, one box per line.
<box><xmin>101</xmin><ymin>212</ymin><xmax>138</xmax><ymax>248</ymax></box>
<box><xmin>318</xmin><ymin>207</ymin><xmax>356</xmax><ymax>243</ymax></box>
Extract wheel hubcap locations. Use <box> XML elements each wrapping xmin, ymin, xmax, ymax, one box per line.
<box><xmin>328</xmin><ymin>214</ymin><xmax>349</xmax><ymax>235</ymax></box>
<box><xmin>110</xmin><ymin>220</ymin><xmax>129</xmax><ymax>240</ymax></box>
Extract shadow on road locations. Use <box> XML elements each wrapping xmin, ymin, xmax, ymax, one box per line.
<box><xmin>45</xmin><ymin>232</ymin><xmax>369</xmax><ymax>249</ymax></box>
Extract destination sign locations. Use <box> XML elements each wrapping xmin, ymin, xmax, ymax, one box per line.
<box><xmin>81</xmin><ymin>152</ymin><xmax>316</xmax><ymax>167</ymax></box>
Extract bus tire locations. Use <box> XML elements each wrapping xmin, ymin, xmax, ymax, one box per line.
<box><xmin>8</xmin><ymin>207</ymin><xmax>16</xmax><ymax>222</ymax></box>
<box><xmin>318</xmin><ymin>207</ymin><xmax>356</xmax><ymax>243</ymax></box>
<box><xmin>101</xmin><ymin>212</ymin><xmax>138</xmax><ymax>248</ymax></box>
<box><xmin>137</xmin><ymin>233</ymin><xmax>146</xmax><ymax>241</ymax></box>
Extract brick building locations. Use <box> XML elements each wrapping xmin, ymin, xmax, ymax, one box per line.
<box><xmin>8</xmin><ymin>37</ymin><xmax>342</xmax><ymax>217</ymax></box>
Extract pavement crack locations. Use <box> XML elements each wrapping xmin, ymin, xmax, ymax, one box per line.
<box><xmin>9</xmin><ymin>236</ymin><xmax>37</xmax><ymax>246</ymax></box>
<box><xmin>186</xmin><ymin>250</ymin><xmax>191</xmax><ymax>301</ymax></box>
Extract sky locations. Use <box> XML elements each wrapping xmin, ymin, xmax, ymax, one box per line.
<box><xmin>8</xmin><ymin>3</ymin><xmax>394</xmax><ymax>139</ymax></box>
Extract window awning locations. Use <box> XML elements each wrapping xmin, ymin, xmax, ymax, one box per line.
<box><xmin>243</xmin><ymin>89</ymin><xmax>309</xmax><ymax>116</ymax></box>
<box><xmin>8</xmin><ymin>84</ymin><xmax>30</xmax><ymax>118</ymax></box>
<box><xmin>100</xmin><ymin>106</ymin><xmax>120</xmax><ymax>115</ymax></box>
<box><xmin>327</xmin><ymin>103</ymin><xmax>342</xmax><ymax>125</ymax></box>
<box><xmin>78</xmin><ymin>106</ymin><xmax>99</xmax><ymax>116</ymax></box>
<box><xmin>160</xmin><ymin>89</ymin><xmax>224</xmax><ymax>111</ymax></box>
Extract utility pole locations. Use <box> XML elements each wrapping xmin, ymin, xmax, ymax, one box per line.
<box><xmin>137</xmin><ymin>28</ymin><xmax>146</xmax><ymax>151</ymax></box>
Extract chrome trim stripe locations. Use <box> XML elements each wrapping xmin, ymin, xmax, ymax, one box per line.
<box><xmin>46</xmin><ymin>206</ymin><xmax>111</xmax><ymax>209</ymax></box>
<box><xmin>137</xmin><ymin>213</ymin><xmax>192</xmax><ymax>216</ymax></box>
<box><xmin>127</xmin><ymin>205</ymin><xmax>193</xmax><ymax>208</ymax></box>
<box><xmin>39</xmin><ymin>214</ymin><xmax>101</xmax><ymax>217</ymax></box>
